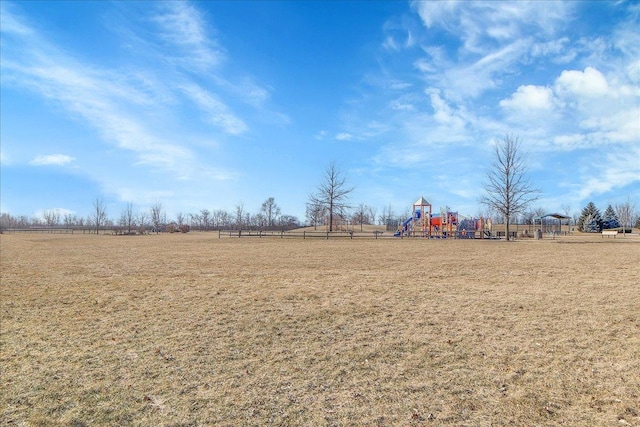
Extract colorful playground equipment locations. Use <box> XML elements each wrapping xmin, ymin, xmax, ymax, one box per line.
<box><xmin>394</xmin><ymin>197</ymin><xmax>491</xmax><ymax>238</ymax></box>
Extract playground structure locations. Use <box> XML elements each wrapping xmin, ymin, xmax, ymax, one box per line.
<box><xmin>394</xmin><ymin>197</ymin><xmax>493</xmax><ymax>239</ymax></box>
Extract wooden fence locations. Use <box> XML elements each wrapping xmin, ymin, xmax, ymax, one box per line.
<box><xmin>216</xmin><ymin>230</ymin><xmax>388</xmax><ymax>239</ymax></box>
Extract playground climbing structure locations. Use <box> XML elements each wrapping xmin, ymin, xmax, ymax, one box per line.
<box><xmin>394</xmin><ymin>196</ymin><xmax>492</xmax><ymax>238</ymax></box>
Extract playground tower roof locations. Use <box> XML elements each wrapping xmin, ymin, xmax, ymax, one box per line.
<box><xmin>414</xmin><ymin>197</ymin><xmax>430</xmax><ymax>206</ymax></box>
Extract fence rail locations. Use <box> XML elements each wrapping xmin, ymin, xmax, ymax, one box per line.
<box><xmin>3</xmin><ymin>227</ymin><xmax>593</xmax><ymax>239</ymax></box>
<box><xmin>0</xmin><ymin>227</ymin><xmax>392</xmax><ymax>239</ymax></box>
<box><xmin>217</xmin><ymin>230</ymin><xmax>390</xmax><ymax>239</ymax></box>
<box><xmin>1</xmin><ymin>227</ymin><xmax>94</xmax><ymax>234</ymax></box>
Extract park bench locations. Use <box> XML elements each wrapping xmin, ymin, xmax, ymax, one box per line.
<box><xmin>601</xmin><ymin>230</ymin><xmax>618</xmax><ymax>238</ymax></box>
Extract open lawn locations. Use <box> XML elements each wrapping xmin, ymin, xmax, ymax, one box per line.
<box><xmin>1</xmin><ymin>233</ymin><xmax>639</xmax><ymax>426</ymax></box>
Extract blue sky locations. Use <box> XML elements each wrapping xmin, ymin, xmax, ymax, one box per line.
<box><xmin>1</xmin><ymin>1</ymin><xmax>639</xmax><ymax>223</ymax></box>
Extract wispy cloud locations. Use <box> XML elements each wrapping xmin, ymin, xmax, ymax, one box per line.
<box><xmin>577</xmin><ymin>144</ymin><xmax>640</xmax><ymax>201</ymax></box>
<box><xmin>29</xmin><ymin>154</ymin><xmax>75</xmax><ymax>166</ymax></box>
<box><xmin>2</xmin><ymin>17</ymin><xmax>187</xmax><ymax>167</ymax></box>
<box><xmin>406</xmin><ymin>2</ymin><xmax>574</xmax><ymax>100</ymax></box>
<box><xmin>0</xmin><ymin>2</ymin><xmax>33</xmax><ymax>36</ymax></box>
<box><xmin>179</xmin><ymin>83</ymin><xmax>248</xmax><ymax>135</ymax></box>
<box><xmin>336</xmin><ymin>133</ymin><xmax>353</xmax><ymax>141</ymax></box>
<box><xmin>361</xmin><ymin>0</ymin><xmax>639</xmax><ymax>213</ymax></box>
<box><xmin>151</xmin><ymin>2</ymin><xmax>224</xmax><ymax>71</ymax></box>
<box><xmin>412</xmin><ymin>1</ymin><xmax>573</xmax><ymax>53</ymax></box>
<box><xmin>0</xmin><ymin>2</ymin><xmax>253</xmax><ymax>181</ymax></box>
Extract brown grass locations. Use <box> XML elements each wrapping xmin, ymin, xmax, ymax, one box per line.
<box><xmin>1</xmin><ymin>233</ymin><xmax>639</xmax><ymax>426</ymax></box>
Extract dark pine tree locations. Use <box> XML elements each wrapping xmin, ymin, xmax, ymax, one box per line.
<box><xmin>583</xmin><ymin>214</ymin><xmax>602</xmax><ymax>233</ymax></box>
<box><xmin>602</xmin><ymin>204</ymin><xmax>620</xmax><ymax>229</ymax></box>
<box><xmin>577</xmin><ymin>202</ymin><xmax>602</xmax><ymax>232</ymax></box>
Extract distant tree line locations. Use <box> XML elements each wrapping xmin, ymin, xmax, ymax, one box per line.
<box><xmin>0</xmin><ymin>197</ymin><xmax>301</xmax><ymax>234</ymax></box>
<box><xmin>2</xmin><ymin>196</ymin><xmax>638</xmax><ymax>235</ymax></box>
<box><xmin>1</xmin><ymin>156</ymin><xmax>638</xmax><ymax>235</ymax></box>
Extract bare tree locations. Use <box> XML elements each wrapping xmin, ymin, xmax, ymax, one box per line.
<box><xmin>119</xmin><ymin>203</ymin><xmax>136</xmax><ymax>235</ymax></box>
<box><xmin>189</xmin><ymin>213</ymin><xmax>201</xmax><ymax>230</ymax></box>
<box><xmin>91</xmin><ymin>198</ymin><xmax>107</xmax><ymax>235</ymax></box>
<box><xmin>235</xmin><ymin>202</ymin><xmax>244</xmax><ymax>230</ymax></box>
<box><xmin>174</xmin><ymin>212</ymin><xmax>183</xmax><ymax>227</ymax></box>
<box><xmin>306</xmin><ymin>200</ymin><xmax>326</xmax><ymax>230</ymax></box>
<box><xmin>615</xmin><ymin>197</ymin><xmax>637</xmax><ymax>235</ymax></box>
<box><xmin>480</xmin><ymin>134</ymin><xmax>539</xmax><ymax>241</ymax></box>
<box><xmin>243</xmin><ymin>212</ymin><xmax>253</xmax><ymax>230</ymax></box>
<box><xmin>367</xmin><ymin>205</ymin><xmax>377</xmax><ymax>226</ymax></box>
<box><xmin>254</xmin><ymin>213</ymin><xmax>267</xmax><ymax>229</ymax></box>
<box><xmin>261</xmin><ymin>197</ymin><xmax>281</xmax><ymax>229</ymax></box>
<box><xmin>0</xmin><ymin>213</ymin><xmax>15</xmax><ymax>231</ymax></box>
<box><xmin>379</xmin><ymin>204</ymin><xmax>395</xmax><ymax>226</ymax></box>
<box><xmin>309</xmin><ymin>161</ymin><xmax>354</xmax><ymax>232</ymax></box>
<box><xmin>278</xmin><ymin>214</ymin><xmax>299</xmax><ymax>229</ymax></box>
<box><xmin>63</xmin><ymin>213</ymin><xmax>76</xmax><ymax>229</ymax></box>
<box><xmin>42</xmin><ymin>209</ymin><xmax>60</xmax><ymax>228</ymax></box>
<box><xmin>211</xmin><ymin>209</ymin><xmax>227</xmax><ymax>229</ymax></box>
<box><xmin>200</xmin><ymin>209</ymin><xmax>211</xmax><ymax>231</ymax></box>
<box><xmin>532</xmin><ymin>207</ymin><xmax>546</xmax><ymax>219</ymax></box>
<box><xmin>150</xmin><ymin>203</ymin><xmax>163</xmax><ymax>234</ymax></box>
<box><xmin>137</xmin><ymin>211</ymin><xmax>148</xmax><ymax>233</ymax></box>
<box><xmin>352</xmin><ymin>204</ymin><xmax>368</xmax><ymax>231</ymax></box>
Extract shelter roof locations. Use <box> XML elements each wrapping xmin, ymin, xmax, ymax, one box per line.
<box><xmin>537</xmin><ymin>213</ymin><xmax>571</xmax><ymax>220</ymax></box>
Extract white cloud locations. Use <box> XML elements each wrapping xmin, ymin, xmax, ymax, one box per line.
<box><xmin>0</xmin><ymin>149</ymin><xmax>9</xmax><ymax>165</ymax></box>
<box><xmin>0</xmin><ymin>3</ymin><xmax>255</xmax><ymax>186</ymax></box>
<box><xmin>29</xmin><ymin>154</ymin><xmax>75</xmax><ymax>166</ymax></box>
<box><xmin>390</xmin><ymin>99</ymin><xmax>415</xmax><ymax>111</ymax></box>
<box><xmin>0</xmin><ymin>2</ymin><xmax>34</xmax><ymax>36</ymax></box>
<box><xmin>5</xmin><ymin>51</ymin><xmax>194</xmax><ymax>171</ymax></box>
<box><xmin>389</xmin><ymin>80</ymin><xmax>413</xmax><ymax>91</ymax></box>
<box><xmin>382</xmin><ymin>36</ymin><xmax>400</xmax><ymax>51</ymax></box>
<box><xmin>412</xmin><ymin>1</ymin><xmax>573</xmax><ymax>53</ymax></box>
<box><xmin>553</xmin><ymin>134</ymin><xmax>586</xmax><ymax>150</ymax></box>
<box><xmin>577</xmin><ymin>144</ymin><xmax>640</xmax><ymax>201</ymax></box>
<box><xmin>429</xmin><ymin>38</ymin><xmax>531</xmax><ymax>99</ymax></box>
<box><xmin>530</xmin><ymin>37</ymin><xmax>576</xmax><ymax>63</ymax></box>
<box><xmin>381</xmin><ymin>15</ymin><xmax>417</xmax><ymax>52</ymax></box>
<box><xmin>336</xmin><ymin>133</ymin><xmax>353</xmax><ymax>141</ymax></box>
<box><xmin>500</xmin><ymin>85</ymin><xmax>554</xmax><ymax>110</ymax></box>
<box><xmin>428</xmin><ymin>89</ymin><xmax>466</xmax><ymax>131</ymax></box>
<box><xmin>579</xmin><ymin>107</ymin><xmax>640</xmax><ymax>143</ymax></box>
<box><xmin>314</xmin><ymin>130</ymin><xmax>328</xmax><ymax>140</ymax></box>
<box><xmin>151</xmin><ymin>2</ymin><xmax>224</xmax><ymax>70</ymax></box>
<box><xmin>408</xmin><ymin>2</ymin><xmax>579</xmax><ymax>101</ymax></box>
<box><xmin>555</xmin><ymin>67</ymin><xmax>609</xmax><ymax>98</ymax></box>
<box><xmin>179</xmin><ymin>83</ymin><xmax>248</xmax><ymax>135</ymax></box>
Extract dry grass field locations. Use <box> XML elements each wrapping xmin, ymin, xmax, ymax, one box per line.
<box><xmin>1</xmin><ymin>232</ymin><xmax>639</xmax><ymax>426</ymax></box>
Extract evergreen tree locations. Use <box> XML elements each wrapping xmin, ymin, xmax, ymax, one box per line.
<box><xmin>602</xmin><ymin>204</ymin><xmax>620</xmax><ymax>229</ymax></box>
<box><xmin>583</xmin><ymin>214</ymin><xmax>601</xmax><ymax>233</ymax></box>
<box><xmin>577</xmin><ymin>202</ymin><xmax>602</xmax><ymax>232</ymax></box>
